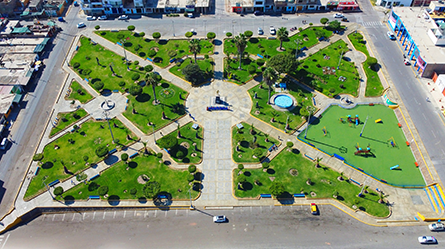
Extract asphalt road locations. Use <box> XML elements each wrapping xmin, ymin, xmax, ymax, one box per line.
<box><xmin>2</xmin><ymin>206</ymin><xmax>444</xmax><ymax>249</ymax></box>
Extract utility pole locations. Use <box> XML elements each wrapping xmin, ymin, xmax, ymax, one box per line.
<box><xmin>188</xmin><ymin>187</ymin><xmax>194</xmax><ymax>210</ymax></box>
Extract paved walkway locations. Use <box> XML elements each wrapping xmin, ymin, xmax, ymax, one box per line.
<box><xmin>1</xmin><ymin>23</ymin><xmax>443</xmax><ymax>233</ymax></box>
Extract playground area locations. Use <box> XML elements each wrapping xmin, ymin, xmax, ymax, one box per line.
<box><xmin>298</xmin><ymin>104</ymin><xmax>425</xmax><ymax>187</ymax></box>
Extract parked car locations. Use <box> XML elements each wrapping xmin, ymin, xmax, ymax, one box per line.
<box><xmin>310</xmin><ymin>203</ymin><xmax>318</xmax><ymax>215</ymax></box>
<box><xmin>254</xmin><ymin>11</ymin><xmax>263</xmax><ymax>16</ymax></box>
<box><xmin>341</xmin><ymin>17</ymin><xmax>349</xmax><ymax>22</ymax></box>
<box><xmin>98</xmin><ymin>15</ymin><xmax>107</xmax><ymax>20</ymax></box>
<box><xmin>0</xmin><ymin>137</ymin><xmax>8</xmax><ymax>150</ymax></box>
<box><xmin>418</xmin><ymin>236</ymin><xmax>437</xmax><ymax>244</ymax></box>
<box><xmin>86</xmin><ymin>16</ymin><xmax>96</xmax><ymax>21</ymax></box>
<box><xmin>258</xmin><ymin>27</ymin><xmax>264</xmax><ymax>35</ymax></box>
<box><xmin>269</xmin><ymin>26</ymin><xmax>276</xmax><ymax>35</ymax></box>
<box><xmin>213</xmin><ymin>215</ymin><xmax>226</xmax><ymax>223</ymax></box>
<box><xmin>333</xmin><ymin>13</ymin><xmax>344</xmax><ymax>18</ymax></box>
<box><xmin>404</xmin><ymin>58</ymin><xmax>411</xmax><ymax>65</ymax></box>
<box><xmin>187</xmin><ymin>13</ymin><xmax>194</xmax><ymax>18</ymax></box>
<box><xmin>118</xmin><ymin>15</ymin><xmax>128</xmax><ymax>20</ymax></box>
<box><xmin>429</xmin><ymin>223</ymin><xmax>445</xmax><ymax>231</ymax></box>
<box><xmin>387</xmin><ymin>31</ymin><xmax>396</xmax><ymax>40</ymax></box>
<box><xmin>77</xmin><ymin>22</ymin><xmax>86</xmax><ymax>28</ymax></box>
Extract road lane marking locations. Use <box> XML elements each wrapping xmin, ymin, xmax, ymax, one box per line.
<box><xmin>72</xmin><ymin>213</ymin><xmax>76</xmax><ymax>221</ymax></box>
<box><xmin>175</xmin><ymin>209</ymin><xmax>178</xmax><ymax>215</ymax></box>
<box><xmin>134</xmin><ymin>210</ymin><xmax>137</xmax><ymax>217</ymax></box>
<box><xmin>83</xmin><ymin>213</ymin><xmax>86</xmax><ymax>220</ymax></box>
<box><xmin>52</xmin><ymin>214</ymin><xmax>56</xmax><ymax>221</ymax></box>
<box><xmin>123</xmin><ymin>210</ymin><xmax>126</xmax><ymax>218</ymax></box>
<box><xmin>103</xmin><ymin>212</ymin><xmax>106</xmax><ymax>219</ymax></box>
<box><xmin>92</xmin><ymin>211</ymin><xmax>96</xmax><ymax>220</ymax></box>
<box><xmin>145</xmin><ymin>211</ymin><xmax>148</xmax><ymax>218</ymax></box>
<box><xmin>165</xmin><ymin>211</ymin><xmax>168</xmax><ymax>217</ymax></box>
<box><xmin>62</xmin><ymin>214</ymin><xmax>65</xmax><ymax>221</ymax></box>
<box><xmin>154</xmin><ymin>210</ymin><xmax>157</xmax><ymax>217</ymax></box>
<box><xmin>0</xmin><ymin>234</ymin><xmax>10</xmax><ymax>249</ymax></box>
<box><xmin>250</xmin><ymin>206</ymin><xmax>252</xmax><ymax>212</ymax></box>
<box><xmin>113</xmin><ymin>211</ymin><xmax>116</xmax><ymax>219</ymax></box>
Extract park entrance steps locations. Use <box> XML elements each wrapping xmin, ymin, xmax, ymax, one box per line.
<box><xmin>424</xmin><ymin>184</ymin><xmax>445</xmax><ymax>213</ymax></box>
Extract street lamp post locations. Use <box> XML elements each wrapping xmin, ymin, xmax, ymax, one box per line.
<box><xmin>232</xmin><ymin>20</ymin><xmax>236</xmax><ymax>35</ymax></box>
<box><xmin>103</xmin><ymin>111</ymin><xmax>115</xmax><ymax>142</ymax></box>
<box><xmin>120</xmin><ymin>38</ymin><xmax>130</xmax><ymax>71</ymax></box>
<box><xmin>172</xmin><ymin>20</ymin><xmax>175</xmax><ymax>37</ymax></box>
<box><xmin>204</xmin><ymin>20</ymin><xmax>207</xmax><ymax>35</ymax></box>
<box><xmin>187</xmin><ymin>187</ymin><xmax>194</xmax><ymax>210</ymax></box>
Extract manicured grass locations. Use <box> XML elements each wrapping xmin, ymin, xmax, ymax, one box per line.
<box><xmin>224</xmin><ymin>27</ymin><xmax>332</xmax><ymax>57</ymax></box>
<box><xmin>58</xmin><ymin>154</ymin><xmax>200</xmax><ymax>201</ymax></box>
<box><xmin>70</xmin><ymin>37</ymin><xmax>147</xmax><ymax>93</ymax></box>
<box><xmin>224</xmin><ymin>57</ymin><xmax>263</xmax><ymax>84</ymax></box>
<box><xmin>232</xmin><ymin>122</ymin><xmax>279</xmax><ymax>163</ymax></box>
<box><xmin>66</xmin><ymin>81</ymin><xmax>94</xmax><ymax>104</ymax></box>
<box><xmin>348</xmin><ymin>33</ymin><xmax>384</xmax><ymax>97</ymax></box>
<box><xmin>123</xmin><ymin>80</ymin><xmax>187</xmax><ymax>134</ymax></box>
<box><xmin>298</xmin><ymin>105</ymin><xmax>424</xmax><ymax>186</ymax></box>
<box><xmin>234</xmin><ymin>149</ymin><xmax>390</xmax><ymax>217</ymax></box>
<box><xmin>292</xmin><ymin>39</ymin><xmax>360</xmax><ymax>97</ymax></box>
<box><xmin>95</xmin><ymin>30</ymin><xmax>214</xmax><ymax>68</ymax></box>
<box><xmin>156</xmin><ymin>122</ymin><xmax>203</xmax><ymax>164</ymax></box>
<box><xmin>49</xmin><ymin>109</ymin><xmax>88</xmax><ymax>137</ymax></box>
<box><xmin>169</xmin><ymin>57</ymin><xmax>214</xmax><ymax>83</ymax></box>
<box><xmin>248</xmin><ymin>76</ymin><xmax>314</xmax><ymax>132</ymax></box>
<box><xmin>25</xmin><ymin>119</ymin><xmax>137</xmax><ymax>199</ymax></box>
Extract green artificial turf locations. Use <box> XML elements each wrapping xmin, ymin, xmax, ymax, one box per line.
<box><xmin>298</xmin><ymin>105</ymin><xmax>425</xmax><ymax>186</ymax></box>
<box><xmin>25</xmin><ymin>119</ymin><xmax>137</xmax><ymax>199</ymax></box>
<box><xmin>123</xmin><ymin>80</ymin><xmax>188</xmax><ymax>134</ymax></box>
<box><xmin>96</xmin><ymin>30</ymin><xmax>214</xmax><ymax>68</ymax></box>
<box><xmin>234</xmin><ymin>149</ymin><xmax>390</xmax><ymax>217</ymax></box>
<box><xmin>169</xmin><ymin>57</ymin><xmax>214</xmax><ymax>83</ymax></box>
<box><xmin>66</xmin><ymin>81</ymin><xmax>94</xmax><ymax>104</ymax></box>
<box><xmin>50</xmin><ymin>109</ymin><xmax>88</xmax><ymax>137</ymax></box>
<box><xmin>156</xmin><ymin>122</ymin><xmax>203</xmax><ymax>164</ymax></box>
<box><xmin>248</xmin><ymin>76</ymin><xmax>314</xmax><ymax>132</ymax></box>
<box><xmin>70</xmin><ymin>37</ymin><xmax>147</xmax><ymax>93</ymax></box>
<box><xmin>59</xmin><ymin>154</ymin><xmax>199</xmax><ymax>201</ymax></box>
<box><xmin>347</xmin><ymin>33</ymin><xmax>384</xmax><ymax>97</ymax></box>
<box><xmin>232</xmin><ymin>122</ymin><xmax>279</xmax><ymax>163</ymax></box>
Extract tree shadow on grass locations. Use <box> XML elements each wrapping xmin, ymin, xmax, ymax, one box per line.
<box><xmin>128</xmin><ymin>161</ymin><xmax>138</xmax><ymax>169</ymax></box>
<box><xmin>64</xmin><ymin>195</ymin><xmax>75</xmax><ymax>205</ymax></box>
<box><xmin>138</xmin><ymin>197</ymin><xmax>147</xmax><ymax>204</ymax></box>
<box><xmin>108</xmin><ymin>195</ymin><xmax>120</xmax><ymax>206</ymax></box>
<box><xmin>240</xmin><ymin>182</ymin><xmax>253</xmax><ymax>191</ymax></box>
<box><xmin>104</xmin><ymin>155</ymin><xmax>119</xmax><ymax>165</ymax></box>
<box><xmin>42</xmin><ymin>162</ymin><xmax>53</xmax><ymax>169</ymax></box>
<box><xmin>267</xmin><ymin>168</ymin><xmax>275</xmax><ymax>174</ymax></box>
<box><xmin>277</xmin><ymin>192</ymin><xmax>295</xmax><ymax>204</ymax></box>
<box><xmin>136</xmin><ymin>93</ymin><xmax>151</xmax><ymax>102</ymax></box>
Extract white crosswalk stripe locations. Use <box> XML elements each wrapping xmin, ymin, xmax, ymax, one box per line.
<box><xmin>362</xmin><ymin>21</ymin><xmax>383</xmax><ymax>27</ymax></box>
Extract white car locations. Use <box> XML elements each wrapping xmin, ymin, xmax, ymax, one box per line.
<box><xmin>333</xmin><ymin>13</ymin><xmax>344</xmax><ymax>18</ymax></box>
<box><xmin>213</xmin><ymin>215</ymin><xmax>226</xmax><ymax>223</ymax></box>
<box><xmin>118</xmin><ymin>15</ymin><xmax>128</xmax><ymax>20</ymax></box>
<box><xmin>98</xmin><ymin>15</ymin><xmax>107</xmax><ymax>20</ymax></box>
<box><xmin>258</xmin><ymin>27</ymin><xmax>264</xmax><ymax>35</ymax></box>
<box><xmin>269</xmin><ymin>26</ymin><xmax>276</xmax><ymax>35</ymax></box>
<box><xmin>387</xmin><ymin>31</ymin><xmax>396</xmax><ymax>40</ymax></box>
<box><xmin>77</xmin><ymin>22</ymin><xmax>86</xmax><ymax>28</ymax></box>
<box><xmin>86</xmin><ymin>16</ymin><xmax>96</xmax><ymax>21</ymax></box>
<box><xmin>429</xmin><ymin>223</ymin><xmax>445</xmax><ymax>231</ymax></box>
<box><xmin>418</xmin><ymin>236</ymin><xmax>437</xmax><ymax>244</ymax></box>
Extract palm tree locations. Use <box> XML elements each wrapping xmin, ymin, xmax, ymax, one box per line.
<box><xmin>145</xmin><ymin>72</ymin><xmax>162</xmax><ymax>104</ymax></box>
<box><xmin>189</xmin><ymin>39</ymin><xmax>201</xmax><ymax>64</ymax></box>
<box><xmin>263</xmin><ymin>67</ymin><xmax>278</xmax><ymax>105</ymax></box>
<box><xmin>277</xmin><ymin>27</ymin><xmax>289</xmax><ymax>50</ymax></box>
<box><xmin>234</xmin><ymin>34</ymin><xmax>247</xmax><ymax>70</ymax></box>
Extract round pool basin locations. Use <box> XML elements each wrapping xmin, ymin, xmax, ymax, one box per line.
<box><xmin>274</xmin><ymin>95</ymin><xmax>293</xmax><ymax>108</ymax></box>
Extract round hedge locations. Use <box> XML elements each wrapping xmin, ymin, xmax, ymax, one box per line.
<box><xmin>121</xmin><ymin>153</ymin><xmax>129</xmax><ymax>162</ymax></box>
<box><xmin>131</xmin><ymin>73</ymin><xmax>140</xmax><ymax>81</ymax></box>
<box><xmin>152</xmin><ymin>32</ymin><xmax>161</xmax><ymax>39</ymax></box>
<box><xmin>73</xmin><ymin>62</ymin><xmax>80</xmax><ymax>68</ymax></box>
<box><xmin>287</xmin><ymin>141</ymin><xmax>294</xmax><ymax>148</ymax></box>
<box><xmin>33</xmin><ymin>153</ymin><xmax>44</xmax><ymax>162</ymax></box>
<box><xmin>147</xmin><ymin>50</ymin><xmax>157</xmax><ymax>58</ymax></box>
<box><xmin>127</xmin><ymin>25</ymin><xmax>135</xmax><ymax>31</ymax></box>
<box><xmin>238</xmin><ymin>164</ymin><xmax>244</xmax><ymax>170</ymax></box>
<box><xmin>98</xmin><ymin>186</ymin><xmax>109</xmax><ymax>196</ymax></box>
<box><xmin>244</xmin><ymin>30</ymin><xmax>253</xmax><ymax>38</ymax></box>
<box><xmin>95</xmin><ymin>145</ymin><xmax>109</xmax><ymax>157</ymax></box>
<box><xmin>188</xmin><ymin>165</ymin><xmax>197</xmax><ymax>173</ymax></box>
<box><xmin>53</xmin><ymin>186</ymin><xmax>64</xmax><ymax>196</ymax></box>
<box><xmin>93</xmin><ymin>81</ymin><xmax>104</xmax><ymax>91</ymax></box>
<box><xmin>185</xmin><ymin>31</ymin><xmax>193</xmax><ymax>38</ymax></box>
<box><xmin>226</xmin><ymin>32</ymin><xmax>232</xmax><ymax>37</ymax></box>
<box><xmin>207</xmin><ymin>32</ymin><xmax>216</xmax><ymax>39</ymax></box>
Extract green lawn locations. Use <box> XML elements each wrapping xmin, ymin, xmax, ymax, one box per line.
<box><xmin>66</xmin><ymin>81</ymin><xmax>94</xmax><ymax>104</ymax></box>
<box><xmin>234</xmin><ymin>149</ymin><xmax>390</xmax><ymax>217</ymax></box>
<box><xmin>348</xmin><ymin>33</ymin><xmax>384</xmax><ymax>97</ymax></box>
<box><xmin>123</xmin><ymin>80</ymin><xmax>187</xmax><ymax>134</ymax></box>
<box><xmin>248</xmin><ymin>76</ymin><xmax>314</xmax><ymax>132</ymax></box>
<box><xmin>70</xmin><ymin>36</ymin><xmax>147</xmax><ymax>93</ymax></box>
<box><xmin>169</xmin><ymin>57</ymin><xmax>214</xmax><ymax>83</ymax></box>
<box><xmin>224</xmin><ymin>57</ymin><xmax>263</xmax><ymax>84</ymax></box>
<box><xmin>50</xmin><ymin>109</ymin><xmax>88</xmax><ymax>137</ymax></box>
<box><xmin>224</xmin><ymin>27</ymin><xmax>332</xmax><ymax>57</ymax></box>
<box><xmin>291</xmin><ymin>39</ymin><xmax>360</xmax><ymax>97</ymax></box>
<box><xmin>95</xmin><ymin>30</ymin><xmax>214</xmax><ymax>68</ymax></box>
<box><xmin>25</xmin><ymin>119</ymin><xmax>137</xmax><ymax>199</ymax></box>
<box><xmin>156</xmin><ymin>122</ymin><xmax>203</xmax><ymax>164</ymax></box>
<box><xmin>232</xmin><ymin>122</ymin><xmax>279</xmax><ymax>163</ymax></box>
<box><xmin>58</xmin><ymin>154</ymin><xmax>199</xmax><ymax>201</ymax></box>
<box><xmin>298</xmin><ymin>105</ymin><xmax>425</xmax><ymax>187</ymax></box>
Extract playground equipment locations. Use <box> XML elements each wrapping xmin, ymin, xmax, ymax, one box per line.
<box><xmin>375</xmin><ymin>119</ymin><xmax>382</xmax><ymax>123</ymax></box>
<box><xmin>345</xmin><ymin>114</ymin><xmax>360</xmax><ymax>125</ymax></box>
<box><xmin>388</xmin><ymin>137</ymin><xmax>396</xmax><ymax>147</ymax></box>
<box><xmin>390</xmin><ymin>165</ymin><xmax>400</xmax><ymax>170</ymax></box>
<box><xmin>322</xmin><ymin>126</ymin><xmax>327</xmax><ymax>136</ymax></box>
<box><xmin>354</xmin><ymin>144</ymin><xmax>371</xmax><ymax>155</ymax></box>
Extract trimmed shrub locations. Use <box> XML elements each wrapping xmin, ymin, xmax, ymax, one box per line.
<box><xmin>130</xmin><ymin>188</ymin><xmax>137</xmax><ymax>195</ymax></box>
<box><xmin>152</xmin><ymin>32</ymin><xmax>161</xmax><ymax>39</ymax></box>
<box><xmin>176</xmin><ymin>150</ymin><xmax>185</xmax><ymax>159</ymax></box>
<box><xmin>121</xmin><ymin>153</ymin><xmax>129</xmax><ymax>162</ymax></box>
<box><xmin>53</xmin><ymin>186</ymin><xmax>64</xmax><ymax>196</ymax></box>
<box><xmin>156</xmin><ymin>152</ymin><xmax>163</xmax><ymax>158</ymax></box>
<box><xmin>117</xmin><ymin>34</ymin><xmax>125</xmax><ymax>40</ymax></box>
<box><xmin>139</xmin><ymin>32</ymin><xmax>145</xmax><ymax>37</ymax></box>
<box><xmin>93</xmin><ymin>81</ymin><xmax>104</xmax><ymax>91</ymax></box>
<box><xmin>248</xmin><ymin>65</ymin><xmax>256</xmax><ymax>74</ymax></box>
<box><xmin>187</xmin><ymin>174</ymin><xmax>194</xmax><ymax>182</ymax></box>
<box><xmin>238</xmin><ymin>164</ymin><xmax>244</xmax><ymax>170</ymax></box>
<box><xmin>147</xmin><ymin>50</ymin><xmax>157</xmax><ymax>58</ymax></box>
<box><xmin>226</xmin><ymin>32</ymin><xmax>232</xmax><ymax>37</ymax></box>
<box><xmin>262</xmin><ymin>162</ymin><xmax>270</xmax><ymax>169</ymax></box>
<box><xmin>253</xmin><ymin>148</ymin><xmax>263</xmax><ymax>158</ymax></box>
<box><xmin>134</xmin><ymin>60</ymin><xmax>139</xmax><ymax>65</ymax></box>
<box><xmin>73</xmin><ymin>62</ymin><xmax>80</xmax><ymax>69</ymax></box>
<box><xmin>256</xmin><ymin>59</ymin><xmax>265</xmax><ymax>66</ymax></box>
<box><xmin>185</xmin><ymin>31</ymin><xmax>193</xmax><ymax>38</ymax></box>
<box><xmin>127</xmin><ymin>25</ymin><xmax>135</xmax><ymax>31</ymax></box>
<box><xmin>94</xmin><ymin>25</ymin><xmax>100</xmax><ymax>30</ymax></box>
<box><xmin>98</xmin><ymin>186</ymin><xmax>109</xmax><ymax>196</ymax></box>
<box><xmin>144</xmin><ymin>65</ymin><xmax>153</xmax><ymax>72</ymax></box>
<box><xmin>287</xmin><ymin>141</ymin><xmax>294</xmax><ymax>148</ymax></box>
<box><xmin>244</xmin><ymin>30</ymin><xmax>253</xmax><ymax>38</ymax></box>
<box><xmin>188</xmin><ymin>165</ymin><xmax>197</xmax><ymax>173</ymax></box>
<box><xmin>118</xmin><ymin>81</ymin><xmax>126</xmax><ymax>87</ymax></box>
<box><xmin>131</xmin><ymin>73</ymin><xmax>140</xmax><ymax>81</ymax></box>
<box><xmin>95</xmin><ymin>145</ymin><xmax>109</xmax><ymax>157</ymax></box>
<box><xmin>207</xmin><ymin>32</ymin><xmax>216</xmax><ymax>40</ymax></box>
<box><xmin>129</xmin><ymin>85</ymin><xmax>142</xmax><ymax>96</ymax></box>
<box><xmin>33</xmin><ymin>153</ymin><xmax>44</xmax><ymax>162</ymax></box>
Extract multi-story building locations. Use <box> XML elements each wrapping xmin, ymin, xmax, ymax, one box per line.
<box><xmin>229</xmin><ymin>0</ymin><xmax>358</xmax><ymax>13</ymax></box>
<box><xmin>0</xmin><ymin>0</ymin><xmax>24</xmax><ymax>17</ymax></box>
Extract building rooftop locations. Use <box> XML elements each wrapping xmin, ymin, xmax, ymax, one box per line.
<box><xmin>0</xmin><ymin>91</ymin><xmax>15</xmax><ymax>115</ymax></box>
<box><xmin>393</xmin><ymin>6</ymin><xmax>445</xmax><ymax>64</ymax></box>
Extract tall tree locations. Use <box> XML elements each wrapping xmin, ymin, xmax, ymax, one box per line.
<box><xmin>277</xmin><ymin>27</ymin><xmax>289</xmax><ymax>50</ymax></box>
<box><xmin>145</xmin><ymin>72</ymin><xmax>162</xmax><ymax>104</ymax></box>
<box><xmin>263</xmin><ymin>67</ymin><xmax>278</xmax><ymax>105</ymax></box>
<box><xmin>234</xmin><ymin>34</ymin><xmax>247</xmax><ymax>70</ymax></box>
<box><xmin>189</xmin><ymin>39</ymin><xmax>201</xmax><ymax>64</ymax></box>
